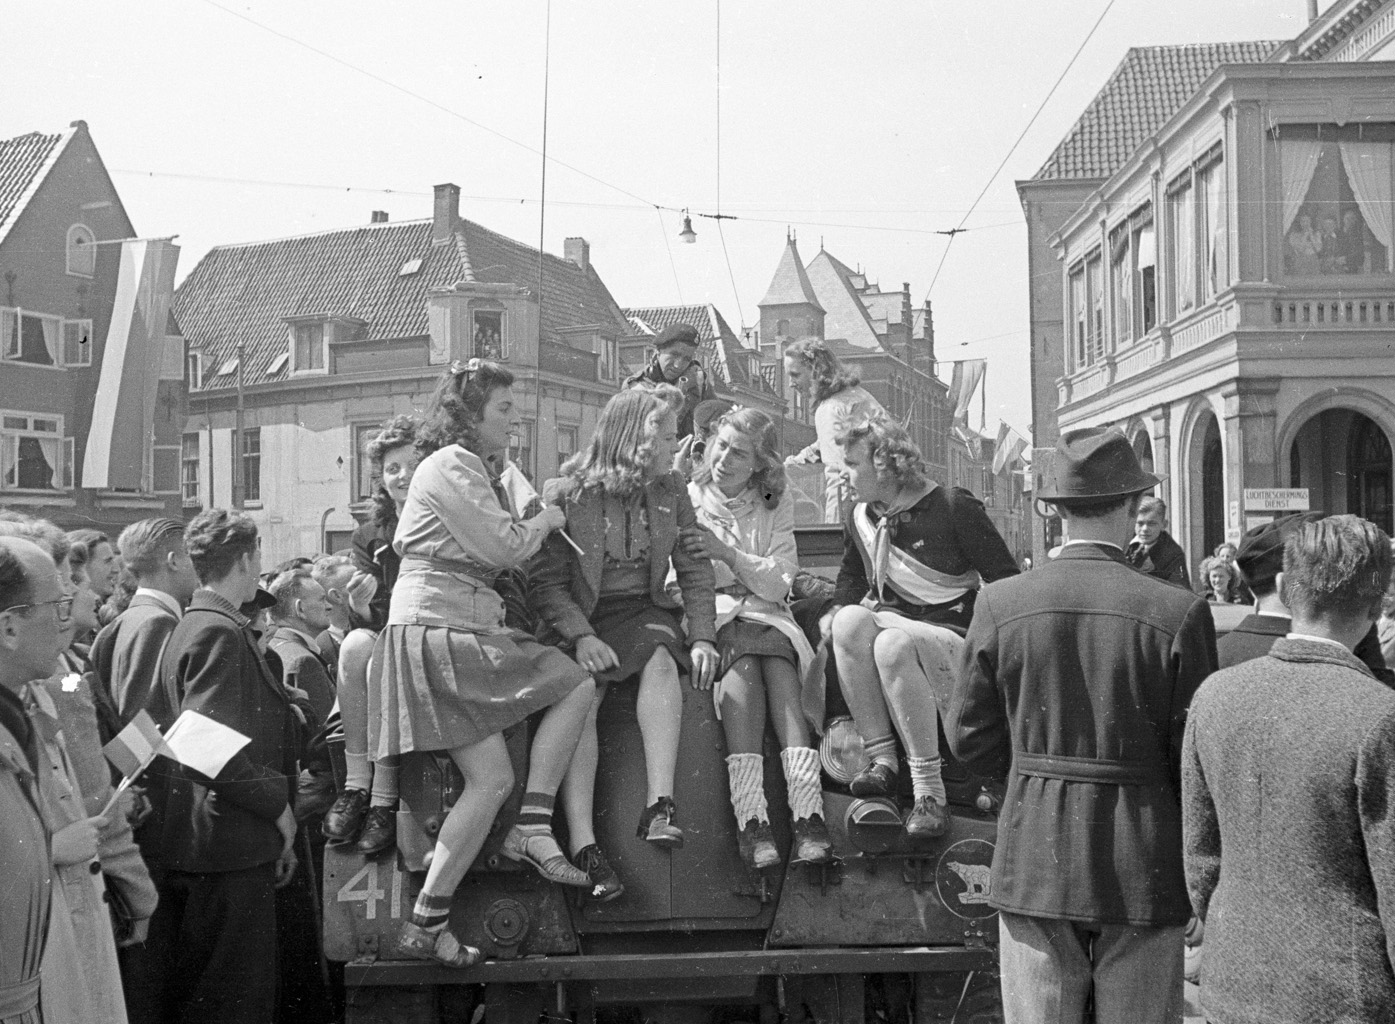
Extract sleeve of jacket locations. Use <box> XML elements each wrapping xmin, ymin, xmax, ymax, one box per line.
<box><xmin>173</xmin><ymin>626</ymin><xmax>290</xmax><ymax>823</ymax></box>
<box><xmin>113</xmin><ymin>614</ymin><xmax>178</xmax><ymax>726</ymax></box>
<box><xmin>98</xmin><ymin>806</ymin><xmax>159</xmax><ymax>922</ymax></box>
<box><xmin>948</xmin><ymin>488</ymin><xmax>1020</xmax><ymax>583</ymax></box>
<box><xmin>669</xmin><ymin>478</ymin><xmax>718</xmax><ymax>644</ymax></box>
<box><xmin>352</xmin><ymin>525</ymin><xmax>392</xmax><ymax>631</ymax></box>
<box><xmin>1181</xmin><ymin>705</ymin><xmax>1221</xmax><ymax>922</ymax></box>
<box><xmin>429</xmin><ymin>452</ymin><xmax>553</xmax><ymax>569</ymax></box>
<box><xmin>946</xmin><ymin>588</ymin><xmax>1011</xmax><ymax>781</ymax></box>
<box><xmin>1168</xmin><ymin>598</ymin><xmax>1218</xmax><ymax>796</ymax></box>
<box><xmin>1356</xmin><ymin>707</ymin><xmax>1395</xmax><ymax>976</ymax></box>
<box><xmin>527</xmin><ymin>527</ymin><xmax>595</xmax><ymax>643</ymax></box>
<box><xmin>831</xmin><ymin>518</ymin><xmax>870</xmax><ymax>608</ymax></box>
<box><xmin>727</xmin><ymin>494</ymin><xmax>799</xmax><ymax>603</ymax></box>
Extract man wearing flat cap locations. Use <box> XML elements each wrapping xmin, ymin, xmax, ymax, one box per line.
<box><xmin>625</xmin><ymin>322</ymin><xmax>715</xmax><ymax>440</ymax></box>
<box><xmin>947</xmin><ymin>427</ymin><xmax>1218</xmax><ymax>1024</ymax></box>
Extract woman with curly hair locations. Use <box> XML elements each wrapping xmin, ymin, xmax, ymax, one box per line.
<box><xmin>782</xmin><ymin>338</ymin><xmax>890</xmax><ymax>523</ymax></box>
<box><xmin>682</xmin><ymin>407</ymin><xmax>832</xmax><ymax>869</ymax></box>
<box><xmin>369</xmin><ymin>361</ymin><xmax>596</xmax><ymax>968</ymax></box>
<box><xmin>322</xmin><ymin>414</ymin><xmax>422</xmax><ymax>856</ymax></box>
<box><xmin>529</xmin><ymin>385</ymin><xmax>718</xmax><ymax>891</ymax></box>
<box><xmin>823</xmin><ymin>420</ymin><xmax>1017</xmax><ymax>839</ymax></box>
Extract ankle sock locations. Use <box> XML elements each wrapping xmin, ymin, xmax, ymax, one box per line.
<box><xmin>907</xmin><ymin>755</ymin><xmax>947</xmax><ymax>805</ymax></box>
<box><xmin>370</xmin><ymin>762</ymin><xmax>399</xmax><ymax>808</ymax></box>
<box><xmin>780</xmin><ymin>746</ymin><xmax>824</xmax><ymax>822</ymax></box>
<box><xmin>725</xmin><ymin>752</ymin><xmax>768</xmax><ymax>826</ymax></box>
<box><xmin>343</xmin><ymin>752</ymin><xmax>372</xmax><ymax>794</ymax></box>
<box><xmin>410</xmin><ymin>891</ymin><xmax>453</xmax><ymax>932</ymax></box>
<box><xmin>864</xmin><ymin>733</ymin><xmax>899</xmax><ymax>771</ymax></box>
<box><xmin>515</xmin><ymin>791</ymin><xmax>555</xmax><ymax>834</ymax></box>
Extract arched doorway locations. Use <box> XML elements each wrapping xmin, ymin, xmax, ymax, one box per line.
<box><xmin>1349</xmin><ymin>416</ymin><xmax>1393</xmax><ymax>533</ymax></box>
<box><xmin>1289</xmin><ymin>408</ymin><xmax>1393</xmax><ymax>533</ymax></box>
<box><xmin>1132</xmin><ymin>430</ymin><xmax>1155</xmax><ymax>480</ymax></box>
<box><xmin>1200</xmin><ymin>418</ymin><xmax>1224</xmax><ymax>556</ymax></box>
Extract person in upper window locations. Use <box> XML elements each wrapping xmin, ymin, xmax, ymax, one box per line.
<box><xmin>624</xmin><ymin>322</ymin><xmax>715</xmax><ymax>442</ymax></box>
<box><xmin>821</xmin><ymin>419</ymin><xmax>1018</xmax><ymax>839</ymax></box>
<box><xmin>679</xmin><ymin>406</ymin><xmax>832</xmax><ymax>870</ymax></box>
<box><xmin>529</xmin><ymin>385</ymin><xmax>718</xmax><ymax>891</ymax></box>
<box><xmin>782</xmin><ymin>338</ymin><xmax>891</xmax><ymax>524</ymax></box>
<box><xmin>1126</xmin><ymin>496</ymin><xmax>1190</xmax><ymax>588</ymax></box>
<box><xmin>1286</xmin><ymin>212</ymin><xmax>1322</xmax><ymax>276</ymax></box>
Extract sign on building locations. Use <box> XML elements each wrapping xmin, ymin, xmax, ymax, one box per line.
<box><xmin>1243</xmin><ymin>488</ymin><xmax>1310</xmax><ymax>512</ymax></box>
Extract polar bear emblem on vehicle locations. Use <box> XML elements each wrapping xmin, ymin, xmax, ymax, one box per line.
<box><xmin>947</xmin><ymin>861</ymin><xmax>991</xmax><ymax>904</ymax></box>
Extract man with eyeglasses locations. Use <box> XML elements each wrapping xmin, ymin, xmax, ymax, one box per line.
<box><xmin>0</xmin><ymin>536</ymin><xmax>72</xmax><ymax>1024</ymax></box>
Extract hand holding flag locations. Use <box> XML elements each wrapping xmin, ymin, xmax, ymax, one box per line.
<box><xmin>101</xmin><ymin>710</ymin><xmax>173</xmax><ymax>818</ymax></box>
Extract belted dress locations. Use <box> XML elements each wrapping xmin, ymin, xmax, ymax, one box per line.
<box><xmin>367</xmin><ymin>444</ymin><xmax>587</xmax><ymax>759</ymax></box>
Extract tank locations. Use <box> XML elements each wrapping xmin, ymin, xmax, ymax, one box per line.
<box><xmin>323</xmin><ymin>525</ymin><xmax>1005</xmax><ymax>1023</ymax></box>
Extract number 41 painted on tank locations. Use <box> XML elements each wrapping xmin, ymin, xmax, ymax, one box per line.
<box><xmin>336</xmin><ymin>860</ymin><xmax>407</xmax><ymax>921</ymax></box>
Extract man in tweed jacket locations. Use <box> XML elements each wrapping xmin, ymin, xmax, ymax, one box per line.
<box><xmin>1183</xmin><ymin>515</ymin><xmax>1395</xmax><ymax>1023</ymax></box>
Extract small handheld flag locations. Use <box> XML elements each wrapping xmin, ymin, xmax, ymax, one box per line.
<box><xmin>163</xmin><ymin>710</ymin><xmax>251</xmax><ymax>780</ymax></box>
<box><xmin>100</xmin><ymin>710</ymin><xmax>173</xmax><ymax>818</ymax></box>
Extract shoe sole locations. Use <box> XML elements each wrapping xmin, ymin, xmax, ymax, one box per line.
<box><xmin>588</xmin><ymin>882</ymin><xmax>625</xmax><ymax>903</ymax></box>
<box><xmin>849</xmin><ymin>779</ymin><xmax>894</xmax><ymax>797</ymax></box>
<box><xmin>644</xmin><ymin>834</ymin><xmax>684</xmax><ymax>849</ymax></box>
<box><xmin>904</xmin><ymin>824</ymin><xmax>949</xmax><ymax>840</ymax></box>
<box><xmin>791</xmin><ymin>845</ymin><xmax>834</xmax><ymax>865</ymax></box>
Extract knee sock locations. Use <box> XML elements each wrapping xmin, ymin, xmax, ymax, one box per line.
<box><xmin>781</xmin><ymin>746</ymin><xmax>825</xmax><ymax>822</ymax></box>
<box><xmin>515</xmin><ymin>791</ymin><xmax>555</xmax><ymax>835</ymax></box>
<box><xmin>725</xmin><ymin>753</ymin><xmax>769</xmax><ymax>826</ymax></box>
<box><xmin>864</xmin><ymin>732</ymin><xmax>899</xmax><ymax>771</ymax></box>
<box><xmin>907</xmin><ymin>755</ymin><xmax>946</xmax><ymax>805</ymax></box>
<box><xmin>409</xmin><ymin>890</ymin><xmax>453</xmax><ymax>933</ymax></box>
<box><xmin>343</xmin><ymin>752</ymin><xmax>372</xmax><ymax>794</ymax></box>
<box><xmin>370</xmin><ymin>761</ymin><xmax>399</xmax><ymax>808</ymax></box>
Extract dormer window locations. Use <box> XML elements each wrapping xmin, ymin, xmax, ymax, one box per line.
<box><xmin>67</xmin><ymin>225</ymin><xmax>95</xmax><ymax>277</ymax></box>
<box><xmin>292</xmin><ymin>321</ymin><xmax>326</xmax><ymax>373</ymax></box>
<box><xmin>472</xmin><ymin>310</ymin><xmax>505</xmax><ymax>360</ymax></box>
<box><xmin>185</xmin><ymin>351</ymin><xmax>203</xmax><ymax>390</ymax></box>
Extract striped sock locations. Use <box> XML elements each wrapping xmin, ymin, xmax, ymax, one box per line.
<box><xmin>907</xmin><ymin>755</ymin><xmax>947</xmax><ymax>805</ymax></box>
<box><xmin>863</xmin><ymin>733</ymin><xmax>899</xmax><ymax>771</ymax></box>
<box><xmin>515</xmin><ymin>791</ymin><xmax>555</xmax><ymax>834</ymax></box>
<box><xmin>410</xmin><ymin>891</ymin><xmax>453</xmax><ymax>932</ymax></box>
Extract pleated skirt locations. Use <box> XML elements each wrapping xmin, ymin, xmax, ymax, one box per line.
<box><xmin>368</xmin><ymin>624</ymin><xmax>588</xmax><ymax>759</ymax></box>
<box><xmin>589</xmin><ymin>594</ymin><xmax>689</xmax><ymax>684</ymax></box>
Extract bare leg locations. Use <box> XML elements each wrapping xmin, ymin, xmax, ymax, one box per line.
<box><xmin>524</xmin><ymin>677</ymin><xmax>594</xmax><ymax>796</ymax></box>
<box><xmin>761</xmin><ymin>656</ymin><xmax>810</xmax><ymax>750</ymax></box>
<box><xmin>636</xmin><ymin>646</ymin><xmax>682</xmax><ymax>803</ymax></box>
<box><xmin>718</xmin><ymin>655</ymin><xmax>766</xmax><ymax>755</ymax></box>
<box><xmin>418</xmin><ymin>734</ymin><xmax>514</xmax><ymax>903</ymax></box>
<box><xmin>831</xmin><ymin>605</ymin><xmax>896</xmax><ymax>753</ymax></box>
<box><xmin>337</xmin><ymin>628</ymin><xmax>376</xmax><ymax>793</ymax></box>
<box><xmin>871</xmin><ymin>628</ymin><xmax>939</xmax><ymax>759</ymax></box>
<box><xmin>560</xmin><ymin>682</ymin><xmax>604</xmax><ymax>856</ymax></box>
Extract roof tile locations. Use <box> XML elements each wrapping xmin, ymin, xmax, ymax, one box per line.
<box><xmin>0</xmin><ymin>129</ymin><xmax>68</xmax><ymax>245</ymax></box>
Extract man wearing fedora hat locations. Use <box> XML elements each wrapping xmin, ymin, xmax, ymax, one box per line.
<box><xmin>947</xmin><ymin>426</ymin><xmax>1218</xmax><ymax>1024</ymax></box>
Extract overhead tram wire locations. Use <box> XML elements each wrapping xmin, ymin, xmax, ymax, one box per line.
<box><xmin>715</xmin><ymin>0</ymin><xmax>745</xmax><ymax>326</ymax></box>
<box><xmin>924</xmin><ymin>0</ymin><xmax>1119</xmax><ymax>297</ymax></box>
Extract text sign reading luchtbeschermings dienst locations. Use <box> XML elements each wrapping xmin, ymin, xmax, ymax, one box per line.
<box><xmin>1243</xmin><ymin>488</ymin><xmax>1310</xmax><ymax>512</ymax></box>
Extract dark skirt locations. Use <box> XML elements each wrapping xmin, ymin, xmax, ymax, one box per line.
<box><xmin>368</xmin><ymin>624</ymin><xmax>587</xmax><ymax>758</ymax></box>
<box><xmin>714</xmin><ymin>619</ymin><xmax>798</xmax><ymax>678</ymax></box>
<box><xmin>589</xmin><ymin>594</ymin><xmax>689</xmax><ymax>684</ymax></box>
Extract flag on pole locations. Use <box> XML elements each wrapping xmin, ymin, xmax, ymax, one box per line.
<box><xmin>102</xmin><ymin>709</ymin><xmax>173</xmax><ymax>780</ymax></box>
<box><xmin>949</xmin><ymin>360</ymin><xmax>987</xmax><ymax>425</ymax></box>
<box><xmin>992</xmin><ymin>424</ymin><xmax>1030</xmax><ymax>475</ymax></box>
<box><xmin>164</xmin><ymin>710</ymin><xmax>252</xmax><ymax>780</ymax></box>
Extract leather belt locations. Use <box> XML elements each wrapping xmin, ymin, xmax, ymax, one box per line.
<box><xmin>1014</xmin><ymin>751</ymin><xmax>1166</xmax><ymax>786</ymax></box>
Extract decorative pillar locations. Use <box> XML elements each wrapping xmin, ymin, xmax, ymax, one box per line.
<box><xmin>1222</xmin><ymin>377</ymin><xmax>1281</xmax><ymax>537</ymax></box>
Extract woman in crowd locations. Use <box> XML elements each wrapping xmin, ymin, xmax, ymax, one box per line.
<box><xmin>824</xmin><ymin>420</ymin><xmax>1018</xmax><ymax>838</ymax></box>
<box><xmin>530</xmin><ymin>386</ymin><xmax>717</xmax><ymax>888</ymax></box>
<box><xmin>682</xmin><ymin>406</ymin><xmax>832</xmax><ymax>869</ymax></box>
<box><xmin>1201</xmin><ymin>556</ymin><xmax>1244</xmax><ymax>604</ymax></box>
<box><xmin>322</xmin><ymin>414</ymin><xmax>422</xmax><ymax>857</ymax></box>
<box><xmin>370</xmin><ymin>360</ymin><xmax>596</xmax><ymax>968</ymax></box>
<box><xmin>782</xmin><ymin>338</ymin><xmax>890</xmax><ymax>523</ymax></box>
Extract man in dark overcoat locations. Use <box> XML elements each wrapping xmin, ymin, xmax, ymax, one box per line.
<box><xmin>947</xmin><ymin>427</ymin><xmax>1217</xmax><ymax>1024</ymax></box>
<box><xmin>1183</xmin><ymin>515</ymin><xmax>1395</xmax><ymax>1023</ymax></box>
<box><xmin>1126</xmin><ymin>495</ymin><xmax>1190</xmax><ymax>588</ymax></box>
<box><xmin>138</xmin><ymin>509</ymin><xmax>299</xmax><ymax>1024</ymax></box>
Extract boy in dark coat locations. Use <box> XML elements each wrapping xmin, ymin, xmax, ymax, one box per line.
<box><xmin>624</xmin><ymin>322</ymin><xmax>715</xmax><ymax>440</ymax></box>
<box><xmin>1126</xmin><ymin>495</ymin><xmax>1191</xmax><ymax>588</ymax></box>
<box><xmin>1183</xmin><ymin>515</ymin><xmax>1395</xmax><ymax>1024</ymax></box>
<box><xmin>949</xmin><ymin>428</ymin><xmax>1217</xmax><ymax>1024</ymax></box>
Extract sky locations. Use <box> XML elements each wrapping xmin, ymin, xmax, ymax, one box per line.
<box><xmin>4</xmin><ymin>0</ymin><xmax>1320</xmax><ymax>438</ymax></box>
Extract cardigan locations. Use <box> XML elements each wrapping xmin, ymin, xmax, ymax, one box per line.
<box><xmin>1184</xmin><ymin>639</ymin><xmax>1395</xmax><ymax>1023</ymax></box>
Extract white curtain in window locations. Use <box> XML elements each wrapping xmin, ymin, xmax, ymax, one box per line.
<box><xmin>1174</xmin><ymin>189</ymin><xmax>1196</xmax><ymax>312</ymax></box>
<box><xmin>1207</xmin><ymin>170</ymin><xmax>1225</xmax><ymax>295</ymax></box>
<box><xmin>1280</xmin><ymin>139</ymin><xmax>1323</xmax><ymax>234</ymax></box>
<box><xmin>1339</xmin><ymin>141</ymin><xmax>1394</xmax><ymax>257</ymax></box>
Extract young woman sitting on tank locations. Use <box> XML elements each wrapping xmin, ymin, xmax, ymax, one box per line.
<box><xmin>680</xmin><ymin>406</ymin><xmax>833</xmax><ymax>869</ymax></box>
<box><xmin>369</xmin><ymin>359</ymin><xmax>597</xmax><ymax>968</ymax></box>
<box><xmin>529</xmin><ymin>385</ymin><xmax>718</xmax><ymax>888</ymax></box>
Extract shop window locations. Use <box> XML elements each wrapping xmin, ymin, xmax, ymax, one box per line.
<box><xmin>0</xmin><ymin>412</ymin><xmax>64</xmax><ymax>491</ymax></box>
<box><xmin>473</xmin><ymin>311</ymin><xmax>505</xmax><ymax>360</ymax></box>
<box><xmin>67</xmin><ymin>224</ymin><xmax>95</xmax><ymax>277</ymax></box>
<box><xmin>1278</xmin><ymin>126</ymin><xmax>1392</xmax><ymax>276</ymax></box>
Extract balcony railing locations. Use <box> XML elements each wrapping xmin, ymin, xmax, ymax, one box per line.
<box><xmin>1273</xmin><ymin>294</ymin><xmax>1395</xmax><ymax>327</ymax></box>
<box><xmin>538</xmin><ymin>339</ymin><xmax>598</xmax><ymax>382</ymax></box>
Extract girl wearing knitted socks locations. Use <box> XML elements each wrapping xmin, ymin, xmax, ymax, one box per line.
<box><xmin>369</xmin><ymin>362</ymin><xmax>596</xmax><ymax>967</ymax></box>
<box><xmin>681</xmin><ymin>407</ymin><xmax>832</xmax><ymax>869</ymax></box>
<box><xmin>530</xmin><ymin>386</ymin><xmax>718</xmax><ymax>888</ymax></box>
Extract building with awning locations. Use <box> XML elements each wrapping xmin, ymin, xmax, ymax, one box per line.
<box><xmin>0</xmin><ymin>120</ymin><xmax>185</xmax><ymax>533</ymax></box>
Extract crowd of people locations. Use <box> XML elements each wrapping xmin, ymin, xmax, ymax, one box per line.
<box><xmin>3</xmin><ymin>325</ymin><xmax>1394</xmax><ymax>1024</ymax></box>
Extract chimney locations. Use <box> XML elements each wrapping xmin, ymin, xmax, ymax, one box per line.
<box><xmin>1307</xmin><ymin>0</ymin><xmax>1319</xmax><ymax>21</ymax></box>
<box><xmin>370</xmin><ymin>210</ymin><xmax>389</xmax><ymax>224</ymax></box>
<box><xmin>432</xmin><ymin>183</ymin><xmax>460</xmax><ymax>245</ymax></box>
<box><xmin>564</xmin><ymin>237</ymin><xmax>590</xmax><ymax>273</ymax></box>
<box><xmin>923</xmin><ymin>299</ymin><xmax>936</xmax><ymax>372</ymax></box>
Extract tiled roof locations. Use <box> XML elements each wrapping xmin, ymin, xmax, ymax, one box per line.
<box><xmin>0</xmin><ymin>128</ymin><xmax>71</xmax><ymax>247</ymax></box>
<box><xmin>758</xmin><ymin>237</ymin><xmax>823</xmax><ymax>311</ymax></box>
<box><xmin>175</xmin><ymin>214</ymin><xmax>633</xmax><ymax>391</ymax></box>
<box><xmin>625</xmin><ymin>303</ymin><xmax>773</xmax><ymax>394</ymax></box>
<box><xmin>1032</xmin><ymin>41</ymin><xmax>1283</xmax><ymax>181</ymax></box>
<box><xmin>804</xmin><ymin>249</ymin><xmax>883</xmax><ymax>351</ymax></box>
